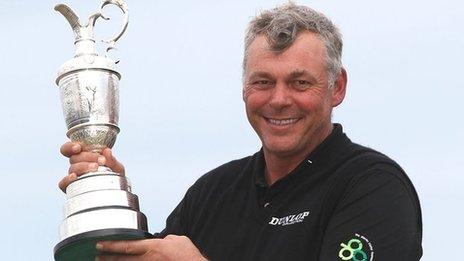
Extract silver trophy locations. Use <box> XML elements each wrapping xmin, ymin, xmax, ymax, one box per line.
<box><xmin>53</xmin><ymin>1</ymin><xmax>151</xmax><ymax>260</ymax></box>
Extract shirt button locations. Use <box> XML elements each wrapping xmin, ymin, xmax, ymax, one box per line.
<box><xmin>264</xmin><ymin>202</ymin><xmax>270</xmax><ymax>208</ymax></box>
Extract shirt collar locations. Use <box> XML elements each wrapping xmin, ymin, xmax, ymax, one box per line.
<box><xmin>252</xmin><ymin>123</ymin><xmax>350</xmax><ymax>187</ymax></box>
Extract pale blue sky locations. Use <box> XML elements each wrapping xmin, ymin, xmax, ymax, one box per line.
<box><xmin>0</xmin><ymin>0</ymin><xmax>462</xmax><ymax>259</ymax></box>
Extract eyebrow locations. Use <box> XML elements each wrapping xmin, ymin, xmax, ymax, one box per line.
<box><xmin>288</xmin><ymin>69</ymin><xmax>315</xmax><ymax>81</ymax></box>
<box><xmin>246</xmin><ymin>69</ymin><xmax>317</xmax><ymax>82</ymax></box>
<box><xmin>247</xmin><ymin>71</ymin><xmax>273</xmax><ymax>80</ymax></box>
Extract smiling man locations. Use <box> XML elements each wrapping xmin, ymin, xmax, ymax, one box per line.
<box><xmin>59</xmin><ymin>3</ymin><xmax>422</xmax><ymax>260</ymax></box>
<box><xmin>243</xmin><ymin>29</ymin><xmax>346</xmax><ymax>186</ymax></box>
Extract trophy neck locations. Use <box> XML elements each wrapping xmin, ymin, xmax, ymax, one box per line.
<box><xmin>74</xmin><ymin>39</ymin><xmax>98</xmax><ymax>57</ymax></box>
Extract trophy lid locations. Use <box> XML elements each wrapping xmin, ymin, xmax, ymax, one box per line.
<box><xmin>55</xmin><ymin>0</ymin><xmax>129</xmax><ymax>85</ymax></box>
<box><xmin>56</xmin><ymin>56</ymin><xmax>121</xmax><ymax>85</ymax></box>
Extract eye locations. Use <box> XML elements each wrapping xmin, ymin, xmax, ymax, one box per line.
<box><xmin>293</xmin><ymin>80</ymin><xmax>312</xmax><ymax>90</ymax></box>
<box><xmin>250</xmin><ymin>79</ymin><xmax>274</xmax><ymax>89</ymax></box>
<box><xmin>255</xmin><ymin>80</ymin><xmax>271</xmax><ymax>85</ymax></box>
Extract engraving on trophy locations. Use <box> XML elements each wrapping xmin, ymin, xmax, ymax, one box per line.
<box><xmin>85</xmin><ymin>84</ymin><xmax>96</xmax><ymax>114</ymax></box>
<box><xmin>59</xmin><ymin>70</ymin><xmax>120</xmax><ymax>152</ymax></box>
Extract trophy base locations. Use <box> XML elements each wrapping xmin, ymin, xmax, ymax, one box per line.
<box><xmin>54</xmin><ymin>228</ymin><xmax>153</xmax><ymax>261</ymax></box>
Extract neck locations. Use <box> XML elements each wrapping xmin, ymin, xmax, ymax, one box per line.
<box><xmin>263</xmin><ymin>124</ymin><xmax>333</xmax><ymax>186</ymax></box>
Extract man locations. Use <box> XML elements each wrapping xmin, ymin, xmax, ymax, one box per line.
<box><xmin>59</xmin><ymin>3</ymin><xmax>422</xmax><ymax>260</ymax></box>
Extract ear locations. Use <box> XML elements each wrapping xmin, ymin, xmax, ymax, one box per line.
<box><xmin>331</xmin><ymin>68</ymin><xmax>347</xmax><ymax>107</ymax></box>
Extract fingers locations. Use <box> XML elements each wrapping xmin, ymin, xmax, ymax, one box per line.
<box><xmin>60</xmin><ymin>161</ymin><xmax>99</xmax><ymax>192</ymax></box>
<box><xmin>61</xmin><ymin>142</ymin><xmax>124</xmax><ymax>175</ymax></box>
<box><xmin>69</xmin><ymin>162</ymin><xmax>99</xmax><ymax>175</ymax></box>
<box><xmin>60</xmin><ymin>142</ymin><xmax>81</xmax><ymax>157</ymax></box>
<box><xmin>95</xmin><ymin>254</ymin><xmax>141</xmax><ymax>261</ymax></box>
<box><xmin>95</xmin><ymin>236</ymin><xmax>207</xmax><ymax>261</ymax></box>
<box><xmin>60</xmin><ymin>152</ymin><xmax>101</xmax><ymax>192</ymax></box>
<box><xmin>58</xmin><ymin>173</ymin><xmax>77</xmax><ymax>192</ymax></box>
<box><xmin>165</xmin><ymin>234</ymin><xmax>182</xmax><ymax>240</ymax></box>
<box><xmin>102</xmin><ymin>148</ymin><xmax>125</xmax><ymax>175</ymax></box>
<box><xmin>96</xmin><ymin>239</ymin><xmax>158</xmax><ymax>255</ymax></box>
<box><xmin>58</xmin><ymin>141</ymin><xmax>125</xmax><ymax>193</ymax></box>
<box><xmin>70</xmin><ymin>152</ymin><xmax>103</xmax><ymax>164</ymax></box>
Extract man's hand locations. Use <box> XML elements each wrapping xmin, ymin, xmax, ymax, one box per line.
<box><xmin>58</xmin><ymin>141</ymin><xmax>125</xmax><ymax>192</ymax></box>
<box><xmin>95</xmin><ymin>235</ymin><xmax>207</xmax><ymax>261</ymax></box>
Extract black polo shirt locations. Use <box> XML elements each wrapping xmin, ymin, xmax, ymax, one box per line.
<box><xmin>156</xmin><ymin>124</ymin><xmax>422</xmax><ymax>260</ymax></box>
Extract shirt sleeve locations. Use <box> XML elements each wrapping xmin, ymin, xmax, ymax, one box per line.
<box><xmin>153</xmin><ymin>198</ymin><xmax>187</xmax><ymax>238</ymax></box>
<box><xmin>318</xmin><ymin>167</ymin><xmax>422</xmax><ymax>261</ymax></box>
<box><xmin>154</xmin><ymin>184</ymin><xmax>197</xmax><ymax>238</ymax></box>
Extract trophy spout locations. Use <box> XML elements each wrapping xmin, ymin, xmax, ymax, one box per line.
<box><xmin>54</xmin><ymin>4</ymin><xmax>81</xmax><ymax>34</ymax></box>
<box><xmin>54</xmin><ymin>4</ymin><xmax>101</xmax><ymax>57</ymax></box>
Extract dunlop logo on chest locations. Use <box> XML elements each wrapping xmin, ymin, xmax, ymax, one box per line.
<box><xmin>268</xmin><ymin>211</ymin><xmax>310</xmax><ymax>226</ymax></box>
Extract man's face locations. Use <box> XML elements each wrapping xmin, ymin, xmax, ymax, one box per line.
<box><xmin>243</xmin><ymin>31</ymin><xmax>346</xmax><ymax>158</ymax></box>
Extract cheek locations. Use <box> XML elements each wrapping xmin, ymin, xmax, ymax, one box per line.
<box><xmin>242</xmin><ymin>85</ymin><xmax>255</xmax><ymax>100</ymax></box>
<box><xmin>294</xmin><ymin>91</ymin><xmax>331</xmax><ymax>114</ymax></box>
<box><xmin>244</xmin><ymin>89</ymin><xmax>270</xmax><ymax>113</ymax></box>
<box><xmin>293</xmin><ymin>96</ymin><xmax>320</xmax><ymax>114</ymax></box>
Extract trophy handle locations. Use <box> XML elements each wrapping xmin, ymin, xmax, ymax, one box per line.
<box><xmin>99</xmin><ymin>0</ymin><xmax>129</xmax><ymax>52</ymax></box>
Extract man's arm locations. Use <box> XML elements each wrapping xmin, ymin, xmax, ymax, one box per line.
<box><xmin>318</xmin><ymin>168</ymin><xmax>422</xmax><ymax>261</ymax></box>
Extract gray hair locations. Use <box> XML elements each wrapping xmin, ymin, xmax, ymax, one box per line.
<box><xmin>243</xmin><ymin>3</ymin><xmax>343</xmax><ymax>87</ymax></box>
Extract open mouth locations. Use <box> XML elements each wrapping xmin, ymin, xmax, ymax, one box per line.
<box><xmin>265</xmin><ymin>117</ymin><xmax>300</xmax><ymax>126</ymax></box>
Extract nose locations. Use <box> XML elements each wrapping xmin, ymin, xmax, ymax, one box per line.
<box><xmin>268</xmin><ymin>82</ymin><xmax>291</xmax><ymax>110</ymax></box>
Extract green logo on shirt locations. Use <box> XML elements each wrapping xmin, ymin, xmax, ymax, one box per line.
<box><xmin>338</xmin><ymin>239</ymin><xmax>367</xmax><ymax>261</ymax></box>
<box><xmin>338</xmin><ymin>234</ymin><xmax>373</xmax><ymax>261</ymax></box>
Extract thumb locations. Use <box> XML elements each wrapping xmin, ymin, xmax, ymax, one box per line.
<box><xmin>102</xmin><ymin>148</ymin><xmax>125</xmax><ymax>175</ymax></box>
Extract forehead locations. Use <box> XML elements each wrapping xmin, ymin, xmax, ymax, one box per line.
<box><xmin>245</xmin><ymin>31</ymin><xmax>327</xmax><ymax>76</ymax></box>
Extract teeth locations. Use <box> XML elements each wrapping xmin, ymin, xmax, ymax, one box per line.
<box><xmin>268</xmin><ymin>118</ymin><xmax>299</xmax><ymax>126</ymax></box>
